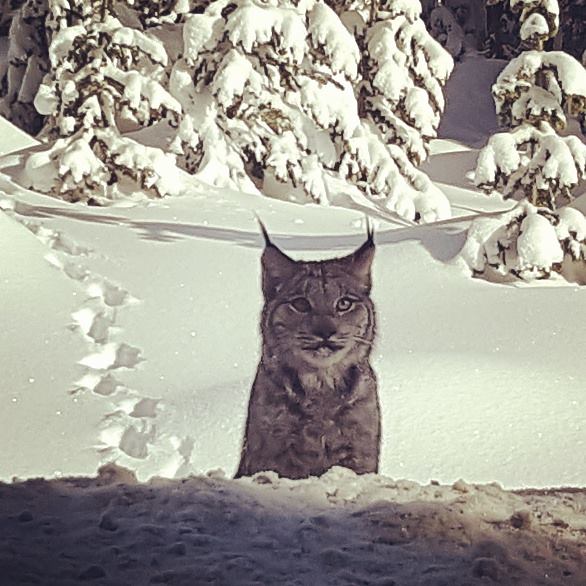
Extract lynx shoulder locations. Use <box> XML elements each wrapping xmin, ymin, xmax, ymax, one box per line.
<box><xmin>236</xmin><ymin>224</ymin><xmax>380</xmax><ymax>479</ymax></box>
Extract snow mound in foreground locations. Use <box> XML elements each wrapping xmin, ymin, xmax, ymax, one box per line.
<box><xmin>1</xmin><ymin>464</ymin><xmax>585</xmax><ymax>585</ymax></box>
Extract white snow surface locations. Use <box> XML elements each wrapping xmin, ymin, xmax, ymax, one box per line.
<box><xmin>1</xmin><ymin>133</ymin><xmax>585</xmax><ymax>489</ymax></box>
<box><xmin>0</xmin><ymin>57</ymin><xmax>585</xmax><ymax>495</ymax></box>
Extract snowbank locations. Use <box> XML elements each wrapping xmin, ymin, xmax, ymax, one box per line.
<box><xmin>0</xmin><ymin>114</ymin><xmax>37</xmax><ymax>156</ymax></box>
<box><xmin>1</xmin><ymin>464</ymin><xmax>585</xmax><ymax>585</ymax></box>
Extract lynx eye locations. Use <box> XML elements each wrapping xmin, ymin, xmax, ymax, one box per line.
<box><xmin>289</xmin><ymin>297</ymin><xmax>311</xmax><ymax>313</ymax></box>
<box><xmin>336</xmin><ymin>296</ymin><xmax>355</xmax><ymax>312</ymax></box>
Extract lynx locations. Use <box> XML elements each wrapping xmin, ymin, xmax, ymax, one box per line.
<box><xmin>235</xmin><ymin>223</ymin><xmax>380</xmax><ymax>479</ymax></box>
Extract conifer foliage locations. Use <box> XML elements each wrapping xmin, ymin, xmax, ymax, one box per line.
<box><xmin>2</xmin><ymin>0</ymin><xmax>453</xmax><ymax>220</ymax></box>
<box><xmin>169</xmin><ymin>0</ymin><xmax>453</xmax><ymax>221</ymax></box>
<box><xmin>465</xmin><ymin>0</ymin><xmax>586</xmax><ymax>283</ymax></box>
<box><xmin>474</xmin><ymin>0</ymin><xmax>586</xmax><ymax>210</ymax></box>
<box><xmin>22</xmin><ymin>0</ymin><xmax>182</xmax><ymax>203</ymax></box>
<box><xmin>461</xmin><ymin>200</ymin><xmax>586</xmax><ymax>282</ymax></box>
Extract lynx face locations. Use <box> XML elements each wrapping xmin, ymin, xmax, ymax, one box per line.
<box><xmin>260</xmin><ymin>232</ymin><xmax>376</xmax><ymax>370</ymax></box>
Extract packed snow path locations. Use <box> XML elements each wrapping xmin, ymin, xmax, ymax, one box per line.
<box><xmin>1</xmin><ymin>465</ymin><xmax>585</xmax><ymax>586</ymax></box>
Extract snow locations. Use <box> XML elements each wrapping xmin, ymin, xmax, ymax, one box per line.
<box><xmin>1</xmin><ymin>127</ymin><xmax>585</xmax><ymax>487</ymax></box>
<box><xmin>511</xmin><ymin>0</ymin><xmax>560</xmax><ymax>34</ymax></box>
<box><xmin>1</xmin><ymin>46</ymin><xmax>586</xmax><ymax>585</ymax></box>
<box><xmin>308</xmin><ymin>2</ymin><xmax>359</xmax><ymax>79</ymax></box>
<box><xmin>0</xmin><ymin>209</ymin><xmax>103</xmax><ymax>479</ymax></box>
<box><xmin>47</xmin><ymin>24</ymin><xmax>86</xmax><ymax>66</ymax></box>
<box><xmin>110</xmin><ymin>20</ymin><xmax>169</xmax><ymax>66</ymax></box>
<box><xmin>0</xmin><ymin>47</ymin><xmax>585</xmax><ymax>492</ymax></box>
<box><xmin>517</xmin><ymin>211</ymin><xmax>563</xmax><ymax>270</ymax></box>
<box><xmin>428</xmin><ymin>4</ymin><xmax>464</xmax><ymax>60</ymax></box>
<box><xmin>520</xmin><ymin>12</ymin><xmax>550</xmax><ymax>42</ymax></box>
<box><xmin>225</xmin><ymin>0</ymin><xmax>321</xmax><ymax>68</ymax></box>
<box><xmin>212</xmin><ymin>49</ymin><xmax>255</xmax><ymax>107</ymax></box>
<box><xmin>497</xmin><ymin>51</ymin><xmax>586</xmax><ymax>103</ymax></box>
<box><xmin>0</xmin><ymin>112</ymin><xmax>37</xmax><ymax>156</ymax></box>
<box><xmin>556</xmin><ymin>207</ymin><xmax>586</xmax><ymax>242</ymax></box>
<box><xmin>437</xmin><ymin>55</ymin><xmax>505</xmax><ymax>147</ymax></box>
<box><xmin>473</xmin><ymin>122</ymin><xmax>586</xmax><ymax>205</ymax></box>
<box><xmin>182</xmin><ymin>13</ymin><xmax>217</xmax><ymax>63</ymax></box>
<box><xmin>1</xmin><ymin>464</ymin><xmax>585</xmax><ymax>585</ymax></box>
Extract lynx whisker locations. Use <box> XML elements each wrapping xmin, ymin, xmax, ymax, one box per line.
<box><xmin>351</xmin><ymin>335</ymin><xmax>374</xmax><ymax>346</ymax></box>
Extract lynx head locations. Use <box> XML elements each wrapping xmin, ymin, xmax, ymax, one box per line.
<box><xmin>259</xmin><ymin>222</ymin><xmax>376</xmax><ymax>371</ymax></box>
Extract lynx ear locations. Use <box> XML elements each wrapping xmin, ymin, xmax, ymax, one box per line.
<box><xmin>340</xmin><ymin>224</ymin><xmax>375</xmax><ymax>290</ymax></box>
<box><xmin>258</xmin><ymin>220</ymin><xmax>297</xmax><ymax>299</ymax></box>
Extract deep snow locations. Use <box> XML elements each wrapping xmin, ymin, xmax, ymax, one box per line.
<box><xmin>2</xmin><ymin>172</ymin><xmax>586</xmax><ymax>488</ymax></box>
<box><xmin>1</xmin><ymin>53</ymin><xmax>586</xmax><ymax>489</ymax></box>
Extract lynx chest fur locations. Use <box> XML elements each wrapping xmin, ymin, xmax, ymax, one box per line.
<box><xmin>236</xmin><ymin>226</ymin><xmax>380</xmax><ymax>480</ymax></box>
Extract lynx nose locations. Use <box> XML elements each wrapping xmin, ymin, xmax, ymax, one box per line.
<box><xmin>312</xmin><ymin>317</ymin><xmax>337</xmax><ymax>340</ymax></box>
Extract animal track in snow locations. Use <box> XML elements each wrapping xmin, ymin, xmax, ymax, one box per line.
<box><xmin>130</xmin><ymin>398</ymin><xmax>160</xmax><ymax>418</ymax></box>
<box><xmin>86</xmin><ymin>280</ymin><xmax>132</xmax><ymax>307</ymax></box>
<box><xmin>71</xmin><ymin>304</ymin><xmax>113</xmax><ymax>344</ymax></box>
<box><xmin>119</xmin><ymin>422</ymin><xmax>157</xmax><ymax>459</ymax></box>
<box><xmin>79</xmin><ymin>342</ymin><xmax>143</xmax><ymax>370</ymax></box>
<box><xmin>2</xmin><ymin>199</ymin><xmax>198</xmax><ymax>478</ymax></box>
<box><xmin>73</xmin><ymin>372</ymin><xmax>121</xmax><ymax>397</ymax></box>
<box><xmin>99</xmin><ymin>394</ymin><xmax>161</xmax><ymax>459</ymax></box>
<box><xmin>2</xmin><ymin>209</ymin><xmax>162</xmax><ymax>466</ymax></box>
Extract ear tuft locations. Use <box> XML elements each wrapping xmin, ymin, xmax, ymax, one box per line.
<box><xmin>365</xmin><ymin>217</ymin><xmax>374</xmax><ymax>244</ymax></box>
<box><xmin>256</xmin><ymin>215</ymin><xmax>272</xmax><ymax>247</ymax></box>
<box><xmin>340</xmin><ymin>224</ymin><xmax>375</xmax><ymax>290</ymax></box>
<box><xmin>257</xmin><ymin>219</ymin><xmax>297</xmax><ymax>299</ymax></box>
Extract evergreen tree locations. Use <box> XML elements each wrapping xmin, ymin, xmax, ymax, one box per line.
<box><xmin>4</xmin><ymin>0</ymin><xmax>453</xmax><ymax>220</ymax></box>
<box><xmin>23</xmin><ymin>0</ymin><xmax>182</xmax><ymax>203</ymax></box>
<box><xmin>169</xmin><ymin>0</ymin><xmax>453</xmax><ymax>222</ymax></box>
<box><xmin>558</xmin><ymin>0</ymin><xmax>585</xmax><ymax>61</ymax></box>
<box><xmin>0</xmin><ymin>0</ymin><xmax>50</xmax><ymax>135</ymax></box>
<box><xmin>464</xmin><ymin>0</ymin><xmax>586</xmax><ymax>283</ymax></box>
<box><xmin>460</xmin><ymin>200</ymin><xmax>586</xmax><ymax>282</ymax></box>
<box><xmin>474</xmin><ymin>0</ymin><xmax>586</xmax><ymax>210</ymax></box>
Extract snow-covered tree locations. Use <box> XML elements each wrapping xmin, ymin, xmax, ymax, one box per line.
<box><xmin>424</xmin><ymin>0</ymin><xmax>487</xmax><ymax>58</ymax></box>
<box><xmin>168</xmin><ymin>0</ymin><xmax>453</xmax><ymax>222</ymax></box>
<box><xmin>467</xmin><ymin>0</ymin><xmax>586</xmax><ymax>284</ymax></box>
<box><xmin>128</xmin><ymin>0</ymin><xmax>193</xmax><ymax>27</ymax></box>
<box><xmin>22</xmin><ymin>0</ymin><xmax>183</xmax><ymax>203</ymax></box>
<box><xmin>460</xmin><ymin>200</ymin><xmax>586</xmax><ymax>282</ymax></box>
<box><xmin>485</xmin><ymin>1</ymin><xmax>521</xmax><ymax>60</ymax></box>
<box><xmin>557</xmin><ymin>0</ymin><xmax>585</xmax><ymax>61</ymax></box>
<box><xmin>0</xmin><ymin>0</ymin><xmax>24</xmax><ymax>35</ymax></box>
<box><xmin>473</xmin><ymin>0</ymin><xmax>586</xmax><ymax>209</ymax></box>
<box><xmin>4</xmin><ymin>0</ymin><xmax>453</xmax><ymax>217</ymax></box>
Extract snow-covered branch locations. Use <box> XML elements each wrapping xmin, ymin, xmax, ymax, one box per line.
<box><xmin>169</xmin><ymin>0</ymin><xmax>453</xmax><ymax>222</ymax></box>
<box><xmin>493</xmin><ymin>50</ymin><xmax>586</xmax><ymax>130</ymax></box>
<box><xmin>460</xmin><ymin>201</ymin><xmax>586</xmax><ymax>282</ymax></box>
<box><xmin>21</xmin><ymin>4</ymin><xmax>183</xmax><ymax>202</ymax></box>
<box><xmin>474</xmin><ymin>122</ymin><xmax>586</xmax><ymax>208</ymax></box>
<box><xmin>473</xmin><ymin>0</ymin><xmax>586</xmax><ymax>212</ymax></box>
